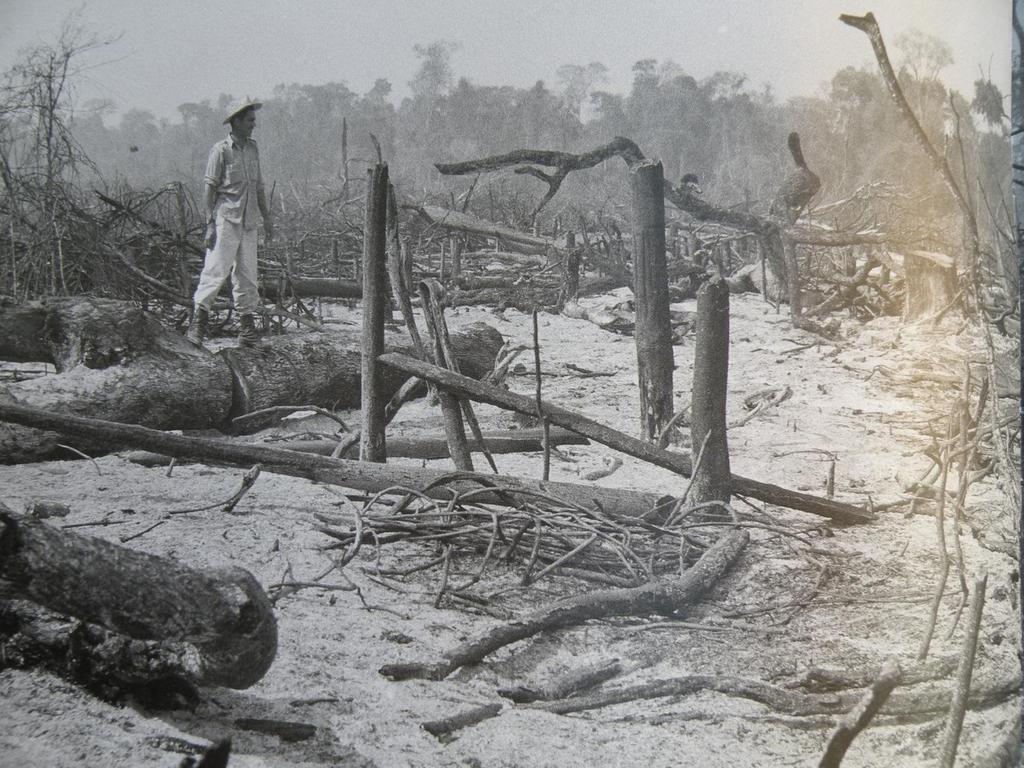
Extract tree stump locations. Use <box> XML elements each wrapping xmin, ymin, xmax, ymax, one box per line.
<box><xmin>630</xmin><ymin>160</ymin><xmax>674</xmax><ymax>440</ymax></box>
<box><xmin>690</xmin><ymin>275</ymin><xmax>731</xmax><ymax>504</ymax></box>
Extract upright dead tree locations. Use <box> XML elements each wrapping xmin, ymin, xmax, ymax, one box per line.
<box><xmin>360</xmin><ymin>163</ymin><xmax>389</xmax><ymax>463</ymax></box>
<box><xmin>770</xmin><ymin>132</ymin><xmax>821</xmax><ymax>225</ymax></box>
<box><xmin>559</xmin><ymin>231</ymin><xmax>581</xmax><ymax>306</ymax></box>
<box><xmin>631</xmin><ymin>161</ymin><xmax>674</xmax><ymax>439</ymax></box>
<box><xmin>690</xmin><ymin>274</ymin><xmax>731</xmax><ymax>504</ymax></box>
<box><xmin>769</xmin><ymin>131</ymin><xmax>821</xmax><ymax>320</ymax></box>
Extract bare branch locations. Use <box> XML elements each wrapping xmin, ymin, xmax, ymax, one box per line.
<box><xmin>435</xmin><ymin>137</ymin><xmax>646</xmax><ymax>217</ymax></box>
<box><xmin>839</xmin><ymin>13</ymin><xmax>978</xmax><ymax>245</ymax></box>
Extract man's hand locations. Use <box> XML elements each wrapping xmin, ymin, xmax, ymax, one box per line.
<box><xmin>264</xmin><ymin>218</ymin><xmax>274</xmax><ymax>242</ymax></box>
<box><xmin>204</xmin><ymin>223</ymin><xmax>217</xmax><ymax>251</ymax></box>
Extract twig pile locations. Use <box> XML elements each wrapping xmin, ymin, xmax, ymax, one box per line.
<box><xmin>313</xmin><ymin>475</ymin><xmax>740</xmax><ymax>596</ymax></box>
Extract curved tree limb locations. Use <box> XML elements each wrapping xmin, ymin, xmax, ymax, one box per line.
<box><xmin>839</xmin><ymin>12</ymin><xmax>978</xmax><ymax>252</ymax></box>
<box><xmin>435</xmin><ymin>137</ymin><xmax>647</xmax><ymax>218</ymax></box>
<box><xmin>436</xmin><ymin>137</ymin><xmax>646</xmax><ymax>177</ymax></box>
<box><xmin>379</xmin><ymin>529</ymin><xmax>748</xmax><ymax>681</ymax></box>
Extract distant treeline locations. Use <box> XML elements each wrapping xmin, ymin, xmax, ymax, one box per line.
<box><xmin>66</xmin><ymin>40</ymin><xmax>1008</xmax><ymax>229</ymax></box>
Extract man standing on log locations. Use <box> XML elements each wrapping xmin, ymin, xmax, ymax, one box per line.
<box><xmin>187</xmin><ymin>99</ymin><xmax>274</xmax><ymax>347</ymax></box>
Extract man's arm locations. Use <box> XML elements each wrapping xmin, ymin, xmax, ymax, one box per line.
<box><xmin>203</xmin><ymin>143</ymin><xmax>222</xmax><ymax>250</ymax></box>
<box><xmin>204</xmin><ymin>184</ymin><xmax>218</xmax><ymax>224</ymax></box>
<box><xmin>256</xmin><ymin>150</ymin><xmax>273</xmax><ymax>241</ymax></box>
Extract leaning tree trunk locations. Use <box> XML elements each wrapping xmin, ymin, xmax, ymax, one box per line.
<box><xmin>0</xmin><ymin>296</ymin><xmax>504</xmax><ymax>463</ymax></box>
<box><xmin>631</xmin><ymin>161</ymin><xmax>674</xmax><ymax>440</ymax></box>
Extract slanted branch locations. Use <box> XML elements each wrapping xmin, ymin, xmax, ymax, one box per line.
<box><xmin>378</xmin><ymin>352</ymin><xmax>873</xmax><ymax>524</ymax></box>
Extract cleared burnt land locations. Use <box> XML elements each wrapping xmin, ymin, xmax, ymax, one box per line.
<box><xmin>0</xmin><ymin>10</ymin><xmax>1020</xmax><ymax>768</ymax></box>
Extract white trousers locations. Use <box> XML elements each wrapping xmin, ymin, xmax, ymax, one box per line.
<box><xmin>193</xmin><ymin>218</ymin><xmax>259</xmax><ymax>313</ymax></box>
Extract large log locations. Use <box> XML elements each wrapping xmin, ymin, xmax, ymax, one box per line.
<box><xmin>0</xmin><ymin>504</ymin><xmax>276</xmax><ymax>689</ymax></box>
<box><xmin>0</xmin><ymin>297</ymin><xmax>504</xmax><ymax>462</ymax></box>
<box><xmin>0</xmin><ymin>403</ymin><xmax>673</xmax><ymax>520</ymax></box>
<box><xmin>378</xmin><ymin>353</ymin><xmax>874</xmax><ymax>524</ymax></box>
<box><xmin>219</xmin><ymin>322</ymin><xmax>502</xmax><ymax>418</ymax></box>
<box><xmin>1</xmin><ymin>598</ymin><xmax>206</xmax><ymax>704</ymax></box>
<box><xmin>0</xmin><ymin>297</ymin><xmax>232</xmax><ymax>463</ymax></box>
<box><xmin>261</xmin><ymin>277</ymin><xmax>362</xmax><ymax>301</ymax></box>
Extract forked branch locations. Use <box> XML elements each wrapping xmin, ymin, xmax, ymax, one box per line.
<box><xmin>435</xmin><ymin>137</ymin><xmax>647</xmax><ymax>217</ymax></box>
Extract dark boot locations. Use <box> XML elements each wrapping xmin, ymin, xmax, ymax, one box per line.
<box><xmin>238</xmin><ymin>313</ymin><xmax>261</xmax><ymax>347</ymax></box>
<box><xmin>186</xmin><ymin>305</ymin><xmax>209</xmax><ymax>345</ymax></box>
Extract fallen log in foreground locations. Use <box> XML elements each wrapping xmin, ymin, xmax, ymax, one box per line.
<box><xmin>0</xmin><ymin>403</ymin><xmax>671</xmax><ymax>520</ymax></box>
<box><xmin>380</xmin><ymin>529</ymin><xmax>749</xmax><ymax>681</ymax></box>
<box><xmin>0</xmin><ymin>503</ymin><xmax>276</xmax><ymax>689</ymax></box>
<box><xmin>378</xmin><ymin>353</ymin><xmax>873</xmax><ymax>524</ymax></box>
<box><xmin>0</xmin><ymin>598</ymin><xmax>205</xmax><ymax>705</ymax></box>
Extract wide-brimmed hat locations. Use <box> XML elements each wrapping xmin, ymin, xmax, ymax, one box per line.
<box><xmin>223</xmin><ymin>99</ymin><xmax>263</xmax><ymax>125</ymax></box>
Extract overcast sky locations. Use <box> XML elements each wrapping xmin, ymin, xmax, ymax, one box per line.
<box><xmin>0</xmin><ymin>1</ymin><xmax>1011</xmax><ymax>123</ymax></box>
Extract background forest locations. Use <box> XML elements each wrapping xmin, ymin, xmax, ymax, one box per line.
<box><xmin>0</xmin><ymin>23</ymin><xmax>1016</xmax><ymax>307</ymax></box>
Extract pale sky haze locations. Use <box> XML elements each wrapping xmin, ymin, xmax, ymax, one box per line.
<box><xmin>0</xmin><ymin>1</ymin><xmax>1012</xmax><ymax>123</ymax></box>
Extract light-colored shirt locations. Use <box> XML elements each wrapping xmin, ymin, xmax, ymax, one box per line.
<box><xmin>204</xmin><ymin>134</ymin><xmax>264</xmax><ymax>229</ymax></box>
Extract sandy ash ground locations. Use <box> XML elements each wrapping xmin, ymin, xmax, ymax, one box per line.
<box><xmin>0</xmin><ymin>290</ymin><xmax>1020</xmax><ymax>767</ymax></box>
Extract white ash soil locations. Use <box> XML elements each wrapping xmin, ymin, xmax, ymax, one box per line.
<box><xmin>0</xmin><ymin>292</ymin><xmax>1019</xmax><ymax>768</ymax></box>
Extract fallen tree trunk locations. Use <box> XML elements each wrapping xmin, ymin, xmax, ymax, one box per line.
<box><xmin>531</xmin><ymin>670</ymin><xmax>1019</xmax><ymax>721</ymax></box>
<box><xmin>498</xmin><ymin>658</ymin><xmax>624</xmax><ymax>704</ymax></box>
<box><xmin>379</xmin><ymin>529</ymin><xmax>749</xmax><ymax>680</ymax></box>
<box><xmin>124</xmin><ymin>427</ymin><xmax>589</xmax><ymax>465</ymax></box>
<box><xmin>0</xmin><ymin>504</ymin><xmax>277</xmax><ymax>689</ymax></box>
<box><xmin>0</xmin><ymin>297</ymin><xmax>503</xmax><ymax>462</ymax></box>
<box><xmin>378</xmin><ymin>353</ymin><xmax>874</xmax><ymax>524</ymax></box>
<box><xmin>219</xmin><ymin>322</ymin><xmax>502</xmax><ymax>419</ymax></box>
<box><xmin>415</xmin><ymin>206</ymin><xmax>555</xmax><ymax>253</ymax></box>
<box><xmin>0</xmin><ymin>403</ymin><xmax>673</xmax><ymax>520</ymax></box>
<box><xmin>448</xmin><ymin>275</ymin><xmax>627</xmax><ymax>310</ymax></box>
<box><xmin>434</xmin><ymin>137</ymin><xmax>646</xmax><ymax>219</ymax></box>
<box><xmin>0</xmin><ymin>297</ymin><xmax>233</xmax><ymax>463</ymax></box>
<box><xmin>261</xmin><ymin>277</ymin><xmax>362</xmax><ymax>300</ymax></box>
